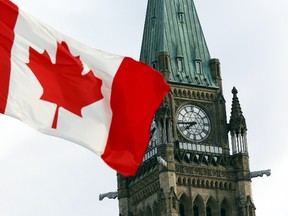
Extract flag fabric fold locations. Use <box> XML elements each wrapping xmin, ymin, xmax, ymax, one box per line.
<box><xmin>0</xmin><ymin>0</ymin><xmax>170</xmax><ymax>176</ymax></box>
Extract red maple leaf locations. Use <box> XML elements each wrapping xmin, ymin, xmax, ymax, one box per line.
<box><xmin>27</xmin><ymin>41</ymin><xmax>103</xmax><ymax>129</ymax></box>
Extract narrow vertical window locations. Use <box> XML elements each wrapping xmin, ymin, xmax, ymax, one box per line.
<box><xmin>152</xmin><ymin>61</ymin><xmax>157</xmax><ymax>69</ymax></box>
<box><xmin>164</xmin><ymin>56</ymin><xmax>169</xmax><ymax>70</ymax></box>
<box><xmin>206</xmin><ymin>207</ymin><xmax>212</xmax><ymax>216</ymax></box>
<box><xmin>193</xmin><ymin>205</ymin><xmax>199</xmax><ymax>216</ymax></box>
<box><xmin>195</xmin><ymin>60</ymin><xmax>202</xmax><ymax>74</ymax></box>
<box><xmin>151</xmin><ymin>15</ymin><xmax>156</xmax><ymax>27</ymax></box>
<box><xmin>249</xmin><ymin>206</ymin><xmax>253</xmax><ymax>216</ymax></box>
<box><xmin>177</xmin><ymin>57</ymin><xmax>184</xmax><ymax>72</ymax></box>
<box><xmin>179</xmin><ymin>203</ymin><xmax>185</xmax><ymax>216</ymax></box>
<box><xmin>178</xmin><ymin>12</ymin><xmax>184</xmax><ymax>23</ymax></box>
<box><xmin>178</xmin><ymin>3</ymin><xmax>184</xmax><ymax>23</ymax></box>
<box><xmin>151</xmin><ymin>9</ymin><xmax>156</xmax><ymax>27</ymax></box>
<box><xmin>220</xmin><ymin>208</ymin><xmax>226</xmax><ymax>216</ymax></box>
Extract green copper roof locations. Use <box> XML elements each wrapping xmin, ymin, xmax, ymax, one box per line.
<box><xmin>140</xmin><ymin>0</ymin><xmax>217</xmax><ymax>87</ymax></box>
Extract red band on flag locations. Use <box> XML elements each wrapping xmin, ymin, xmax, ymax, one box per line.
<box><xmin>101</xmin><ymin>57</ymin><xmax>170</xmax><ymax>176</ymax></box>
<box><xmin>0</xmin><ymin>0</ymin><xmax>18</xmax><ymax>113</ymax></box>
<box><xmin>0</xmin><ymin>0</ymin><xmax>170</xmax><ymax>175</ymax></box>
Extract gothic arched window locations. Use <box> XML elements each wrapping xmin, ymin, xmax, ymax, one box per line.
<box><xmin>220</xmin><ymin>208</ymin><xmax>226</xmax><ymax>216</ymax></box>
<box><xmin>248</xmin><ymin>205</ymin><xmax>254</xmax><ymax>216</ymax></box>
<box><xmin>193</xmin><ymin>205</ymin><xmax>199</xmax><ymax>216</ymax></box>
<box><xmin>152</xmin><ymin>201</ymin><xmax>159</xmax><ymax>216</ymax></box>
<box><xmin>179</xmin><ymin>203</ymin><xmax>185</xmax><ymax>216</ymax></box>
<box><xmin>145</xmin><ymin>206</ymin><xmax>152</xmax><ymax>216</ymax></box>
<box><xmin>206</xmin><ymin>206</ymin><xmax>212</xmax><ymax>216</ymax></box>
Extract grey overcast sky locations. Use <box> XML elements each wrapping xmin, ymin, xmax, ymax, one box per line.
<box><xmin>0</xmin><ymin>0</ymin><xmax>287</xmax><ymax>215</ymax></box>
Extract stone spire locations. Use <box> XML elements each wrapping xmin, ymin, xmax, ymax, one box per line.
<box><xmin>229</xmin><ymin>87</ymin><xmax>248</xmax><ymax>154</ymax></box>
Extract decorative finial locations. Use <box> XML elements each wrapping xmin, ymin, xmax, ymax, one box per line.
<box><xmin>232</xmin><ymin>86</ymin><xmax>238</xmax><ymax>95</ymax></box>
<box><xmin>229</xmin><ymin>87</ymin><xmax>248</xmax><ymax>154</ymax></box>
<box><xmin>229</xmin><ymin>86</ymin><xmax>247</xmax><ymax>135</ymax></box>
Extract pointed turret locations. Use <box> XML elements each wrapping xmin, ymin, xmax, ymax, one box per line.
<box><xmin>140</xmin><ymin>0</ymin><xmax>218</xmax><ymax>87</ymax></box>
<box><xmin>229</xmin><ymin>87</ymin><xmax>248</xmax><ymax>154</ymax></box>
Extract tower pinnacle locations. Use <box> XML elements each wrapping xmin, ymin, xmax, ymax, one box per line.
<box><xmin>229</xmin><ymin>87</ymin><xmax>248</xmax><ymax>154</ymax></box>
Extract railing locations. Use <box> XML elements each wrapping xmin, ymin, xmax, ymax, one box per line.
<box><xmin>178</xmin><ymin>142</ymin><xmax>223</xmax><ymax>154</ymax></box>
<box><xmin>143</xmin><ymin>146</ymin><xmax>157</xmax><ymax>161</ymax></box>
<box><xmin>143</xmin><ymin>142</ymin><xmax>223</xmax><ymax>162</ymax></box>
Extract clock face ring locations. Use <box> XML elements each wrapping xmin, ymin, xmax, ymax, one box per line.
<box><xmin>176</xmin><ymin>104</ymin><xmax>211</xmax><ymax>142</ymax></box>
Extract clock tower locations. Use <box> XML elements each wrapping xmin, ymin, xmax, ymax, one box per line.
<box><xmin>118</xmin><ymin>0</ymin><xmax>256</xmax><ymax>215</ymax></box>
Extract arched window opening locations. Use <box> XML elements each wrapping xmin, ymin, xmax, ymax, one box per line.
<box><xmin>145</xmin><ymin>206</ymin><xmax>152</xmax><ymax>216</ymax></box>
<box><xmin>206</xmin><ymin>196</ymin><xmax>217</xmax><ymax>216</ymax></box>
<box><xmin>179</xmin><ymin>193</ymin><xmax>191</xmax><ymax>216</ymax></box>
<box><xmin>248</xmin><ymin>205</ymin><xmax>254</xmax><ymax>216</ymax></box>
<box><xmin>153</xmin><ymin>201</ymin><xmax>159</xmax><ymax>216</ymax></box>
<box><xmin>193</xmin><ymin>205</ymin><xmax>199</xmax><ymax>216</ymax></box>
<box><xmin>193</xmin><ymin>195</ymin><xmax>205</xmax><ymax>216</ymax></box>
<box><xmin>206</xmin><ymin>206</ymin><xmax>212</xmax><ymax>216</ymax></box>
<box><xmin>179</xmin><ymin>203</ymin><xmax>185</xmax><ymax>216</ymax></box>
<box><xmin>220</xmin><ymin>198</ymin><xmax>231</xmax><ymax>216</ymax></box>
<box><xmin>220</xmin><ymin>208</ymin><xmax>226</xmax><ymax>216</ymax></box>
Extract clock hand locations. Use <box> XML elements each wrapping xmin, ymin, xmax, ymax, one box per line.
<box><xmin>178</xmin><ymin>121</ymin><xmax>197</xmax><ymax>129</ymax></box>
<box><xmin>178</xmin><ymin>121</ymin><xmax>192</xmax><ymax>124</ymax></box>
<box><xmin>185</xmin><ymin>121</ymin><xmax>197</xmax><ymax>129</ymax></box>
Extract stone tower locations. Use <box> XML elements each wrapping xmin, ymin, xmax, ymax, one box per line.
<box><xmin>118</xmin><ymin>0</ymin><xmax>256</xmax><ymax>215</ymax></box>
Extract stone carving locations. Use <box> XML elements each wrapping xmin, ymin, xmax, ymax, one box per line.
<box><xmin>172</xmin><ymin>88</ymin><xmax>215</xmax><ymax>101</ymax></box>
<box><xmin>250</xmin><ymin>169</ymin><xmax>271</xmax><ymax>178</ymax></box>
<box><xmin>175</xmin><ymin>164</ymin><xmax>235</xmax><ymax>179</ymax></box>
<box><xmin>157</xmin><ymin>156</ymin><xmax>168</xmax><ymax>168</ymax></box>
<box><xmin>99</xmin><ymin>191</ymin><xmax>118</xmax><ymax>201</ymax></box>
<box><xmin>169</xmin><ymin>187</ymin><xmax>178</xmax><ymax>209</ymax></box>
<box><xmin>130</xmin><ymin>181</ymin><xmax>160</xmax><ymax>205</ymax></box>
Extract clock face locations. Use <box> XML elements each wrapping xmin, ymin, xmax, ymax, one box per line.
<box><xmin>176</xmin><ymin>104</ymin><xmax>211</xmax><ymax>142</ymax></box>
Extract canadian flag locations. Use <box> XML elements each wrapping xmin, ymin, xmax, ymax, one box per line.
<box><xmin>0</xmin><ymin>0</ymin><xmax>170</xmax><ymax>176</ymax></box>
